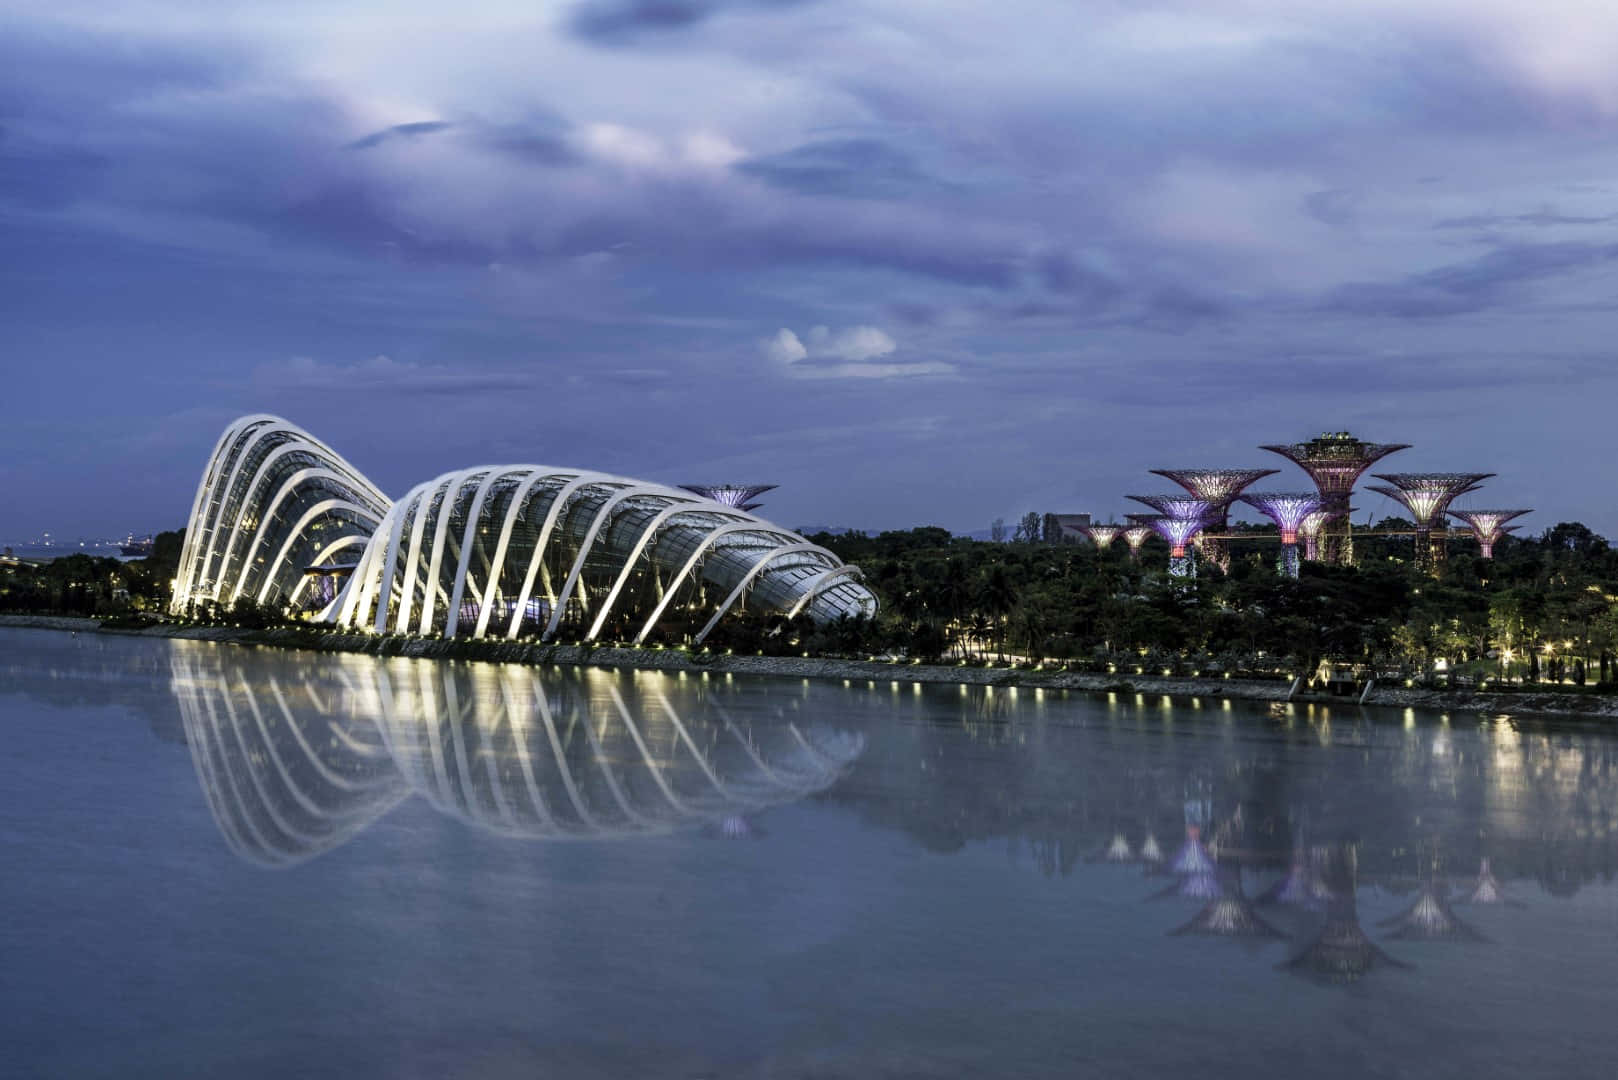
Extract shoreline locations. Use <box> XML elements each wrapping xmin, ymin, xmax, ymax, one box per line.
<box><xmin>5</xmin><ymin>613</ymin><xmax>1616</xmax><ymax>720</ymax></box>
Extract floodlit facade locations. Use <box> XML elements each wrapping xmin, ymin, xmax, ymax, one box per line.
<box><xmin>174</xmin><ymin>416</ymin><xmax>876</xmax><ymax>643</ymax></box>
<box><xmin>171</xmin><ymin>415</ymin><xmax>390</xmax><ymax>615</ymax></box>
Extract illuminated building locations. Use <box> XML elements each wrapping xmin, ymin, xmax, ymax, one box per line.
<box><xmin>1261</xmin><ymin>433</ymin><xmax>1410</xmax><ymax>565</ymax></box>
<box><xmin>171</xmin><ymin>415</ymin><xmax>390</xmax><ymax>615</ymax></box>
<box><xmin>678</xmin><ymin>483</ymin><xmax>777</xmax><ymax>513</ymax></box>
<box><xmin>1128</xmin><ymin>495</ymin><xmax>1213</xmax><ymax>577</ymax></box>
<box><xmin>1447</xmin><ymin>509</ymin><xmax>1531</xmax><ymax>560</ymax></box>
<box><xmin>1081</xmin><ymin>524</ymin><xmax>1123</xmax><ymax>550</ymax></box>
<box><xmin>1238</xmin><ymin>492</ymin><xmax>1323</xmax><ymax>579</ymax></box>
<box><xmin>174</xmin><ymin>416</ymin><xmax>876</xmax><ymax>642</ymax></box>
<box><xmin>1367</xmin><ymin>472</ymin><xmax>1494</xmax><ymax>571</ymax></box>
<box><xmin>1150</xmin><ymin>468</ymin><xmax>1278</xmax><ymax>569</ymax></box>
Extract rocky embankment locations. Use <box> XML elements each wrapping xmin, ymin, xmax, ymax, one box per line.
<box><xmin>4</xmin><ymin>614</ymin><xmax>1615</xmax><ymax>719</ymax></box>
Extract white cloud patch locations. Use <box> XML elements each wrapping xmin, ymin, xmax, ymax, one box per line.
<box><xmin>254</xmin><ymin>354</ymin><xmax>536</xmax><ymax>394</ymax></box>
<box><xmin>763</xmin><ymin>324</ymin><xmax>952</xmax><ymax>379</ymax></box>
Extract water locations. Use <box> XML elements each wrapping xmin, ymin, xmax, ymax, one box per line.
<box><xmin>3</xmin><ymin>628</ymin><xmax>1618</xmax><ymax>1078</ymax></box>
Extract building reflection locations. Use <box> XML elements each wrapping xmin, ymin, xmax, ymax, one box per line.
<box><xmin>170</xmin><ymin>646</ymin><xmax>864</xmax><ymax>866</ymax></box>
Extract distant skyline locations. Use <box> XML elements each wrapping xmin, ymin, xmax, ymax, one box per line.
<box><xmin>3</xmin><ymin>1</ymin><xmax>1612</xmax><ymax>539</ymax></box>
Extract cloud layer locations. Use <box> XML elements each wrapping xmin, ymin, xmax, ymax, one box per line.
<box><xmin>1</xmin><ymin>1</ymin><xmax>1614</xmax><ymax>537</ymax></box>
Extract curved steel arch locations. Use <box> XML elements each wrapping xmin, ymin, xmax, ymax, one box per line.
<box><xmin>177</xmin><ymin>417</ymin><xmax>878</xmax><ymax>639</ymax></box>
<box><xmin>542</xmin><ymin>485</ymin><xmax>700</xmax><ymax>641</ymax></box>
<box><xmin>630</xmin><ymin>522</ymin><xmax>799</xmax><ymax>644</ymax></box>
<box><xmin>694</xmin><ymin>543</ymin><xmax>834</xmax><ymax>644</ymax></box>
<box><xmin>784</xmin><ymin>564</ymin><xmax>866</xmax><ymax>620</ymax></box>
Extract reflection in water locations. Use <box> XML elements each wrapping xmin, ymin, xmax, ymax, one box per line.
<box><xmin>172</xmin><ymin>647</ymin><xmax>864</xmax><ymax>866</ymax></box>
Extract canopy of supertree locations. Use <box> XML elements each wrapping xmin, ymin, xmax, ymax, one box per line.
<box><xmin>1149</xmin><ymin>468</ymin><xmax>1279</xmax><ymax>507</ymax></box>
<box><xmin>1238</xmin><ymin>492</ymin><xmax>1324</xmax><ymax>543</ymax></box>
<box><xmin>1448</xmin><ymin>508</ymin><xmax>1531</xmax><ymax>540</ymax></box>
<box><xmin>1082</xmin><ymin>524</ymin><xmax>1123</xmax><ymax>548</ymax></box>
<box><xmin>1260</xmin><ymin>434</ymin><xmax>1411</xmax><ymax>495</ymax></box>
<box><xmin>1128</xmin><ymin>494</ymin><xmax>1213</xmax><ymax>522</ymax></box>
<box><xmin>1368</xmin><ymin>473</ymin><xmax>1495</xmax><ymax>526</ymax></box>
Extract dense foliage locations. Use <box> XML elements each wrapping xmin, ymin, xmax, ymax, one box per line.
<box><xmin>0</xmin><ymin>531</ymin><xmax>182</xmax><ymax>617</ymax></box>
<box><xmin>759</xmin><ymin>521</ymin><xmax>1618</xmax><ymax>688</ymax></box>
<box><xmin>7</xmin><ymin>522</ymin><xmax>1616</xmax><ymax>691</ymax></box>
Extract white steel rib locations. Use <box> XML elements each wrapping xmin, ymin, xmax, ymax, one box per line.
<box><xmin>175</xmin><ymin>416</ymin><xmax>876</xmax><ymax>641</ymax></box>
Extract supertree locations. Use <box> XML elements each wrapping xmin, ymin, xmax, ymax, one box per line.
<box><xmin>677</xmin><ymin>484</ymin><xmax>778</xmax><ymax>513</ymax></box>
<box><xmin>1297</xmin><ymin>509</ymin><xmax>1331</xmax><ymax>562</ymax></box>
<box><xmin>1261</xmin><ymin>433</ymin><xmax>1410</xmax><ymax>566</ymax></box>
<box><xmin>1081</xmin><ymin>524</ymin><xmax>1122</xmax><ymax>550</ymax></box>
<box><xmin>1129</xmin><ymin>496</ymin><xmax>1213</xmax><ymax>578</ymax></box>
<box><xmin>1367</xmin><ymin>472</ymin><xmax>1493</xmax><ymax>571</ymax></box>
<box><xmin>1121</xmin><ymin>522</ymin><xmax>1155</xmax><ymax>561</ymax></box>
<box><xmin>1150</xmin><ymin>468</ymin><xmax>1278</xmax><ymax>570</ymax></box>
<box><xmin>1447</xmin><ymin>509</ymin><xmax>1531</xmax><ymax>559</ymax></box>
<box><xmin>1238</xmin><ymin>492</ymin><xmax>1323</xmax><ymax>579</ymax></box>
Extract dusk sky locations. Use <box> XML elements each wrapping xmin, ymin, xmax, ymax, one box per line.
<box><xmin>3</xmin><ymin>0</ymin><xmax>1614</xmax><ymax>540</ymax></box>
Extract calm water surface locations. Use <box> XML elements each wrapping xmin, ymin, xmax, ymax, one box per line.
<box><xmin>4</xmin><ymin>627</ymin><xmax>1617</xmax><ymax>1078</ymax></box>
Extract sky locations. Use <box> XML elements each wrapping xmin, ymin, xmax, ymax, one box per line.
<box><xmin>3</xmin><ymin>0</ymin><xmax>1615</xmax><ymax>540</ymax></box>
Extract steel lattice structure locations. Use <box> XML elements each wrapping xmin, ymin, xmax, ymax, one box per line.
<box><xmin>1368</xmin><ymin>472</ymin><xmax>1493</xmax><ymax>571</ymax></box>
<box><xmin>1149</xmin><ymin>469</ymin><xmax>1278</xmax><ymax>571</ymax></box>
<box><xmin>1238</xmin><ymin>492</ymin><xmax>1324</xmax><ymax>579</ymax></box>
<box><xmin>678</xmin><ymin>483</ymin><xmax>778</xmax><ymax>513</ymax></box>
<box><xmin>1237</xmin><ymin>492</ymin><xmax>1324</xmax><ymax>544</ymax></box>
<box><xmin>1297</xmin><ymin>510</ymin><xmax>1331</xmax><ymax>562</ymax></box>
<box><xmin>171</xmin><ymin>415</ymin><xmax>391</xmax><ymax>615</ymax></box>
<box><xmin>1150</xmin><ymin>468</ymin><xmax>1279</xmax><ymax>511</ymax></box>
<box><xmin>1121</xmin><ymin>524</ymin><xmax>1155</xmax><ymax>559</ymax></box>
<box><xmin>1447</xmin><ymin>509</ymin><xmax>1531</xmax><ymax>559</ymax></box>
<box><xmin>174</xmin><ymin>416</ymin><xmax>875</xmax><ymax>643</ymax></box>
<box><xmin>1082</xmin><ymin>524</ymin><xmax>1123</xmax><ymax>549</ymax></box>
<box><xmin>1261</xmin><ymin>434</ymin><xmax>1410</xmax><ymax>565</ymax></box>
<box><xmin>1129</xmin><ymin>496</ymin><xmax>1213</xmax><ymax>579</ymax></box>
<box><xmin>1368</xmin><ymin>473</ymin><xmax>1494</xmax><ymax>526</ymax></box>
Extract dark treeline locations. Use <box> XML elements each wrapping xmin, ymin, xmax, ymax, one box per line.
<box><xmin>7</xmin><ymin>522</ymin><xmax>1617</xmax><ymax>691</ymax></box>
<box><xmin>0</xmin><ymin>531</ymin><xmax>183</xmax><ymax>617</ymax></box>
<box><xmin>768</xmin><ymin>520</ymin><xmax>1618</xmax><ymax>689</ymax></box>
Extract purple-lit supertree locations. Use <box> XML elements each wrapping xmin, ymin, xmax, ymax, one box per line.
<box><xmin>1238</xmin><ymin>492</ymin><xmax>1323</xmax><ymax>579</ymax></box>
<box><xmin>677</xmin><ymin>484</ymin><xmax>778</xmax><ymax>513</ymax></box>
<box><xmin>1261</xmin><ymin>434</ymin><xmax>1410</xmax><ymax>566</ymax></box>
<box><xmin>1446</xmin><ymin>509</ymin><xmax>1531</xmax><ymax>560</ymax></box>
<box><xmin>1082</xmin><ymin>524</ymin><xmax>1123</xmax><ymax>550</ymax></box>
<box><xmin>1128</xmin><ymin>496</ymin><xmax>1213</xmax><ymax>578</ymax></box>
<box><xmin>1149</xmin><ymin>468</ymin><xmax>1278</xmax><ymax>570</ymax></box>
<box><xmin>1367</xmin><ymin>472</ymin><xmax>1494</xmax><ymax>572</ymax></box>
<box><xmin>1297</xmin><ymin>509</ymin><xmax>1331</xmax><ymax>562</ymax></box>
